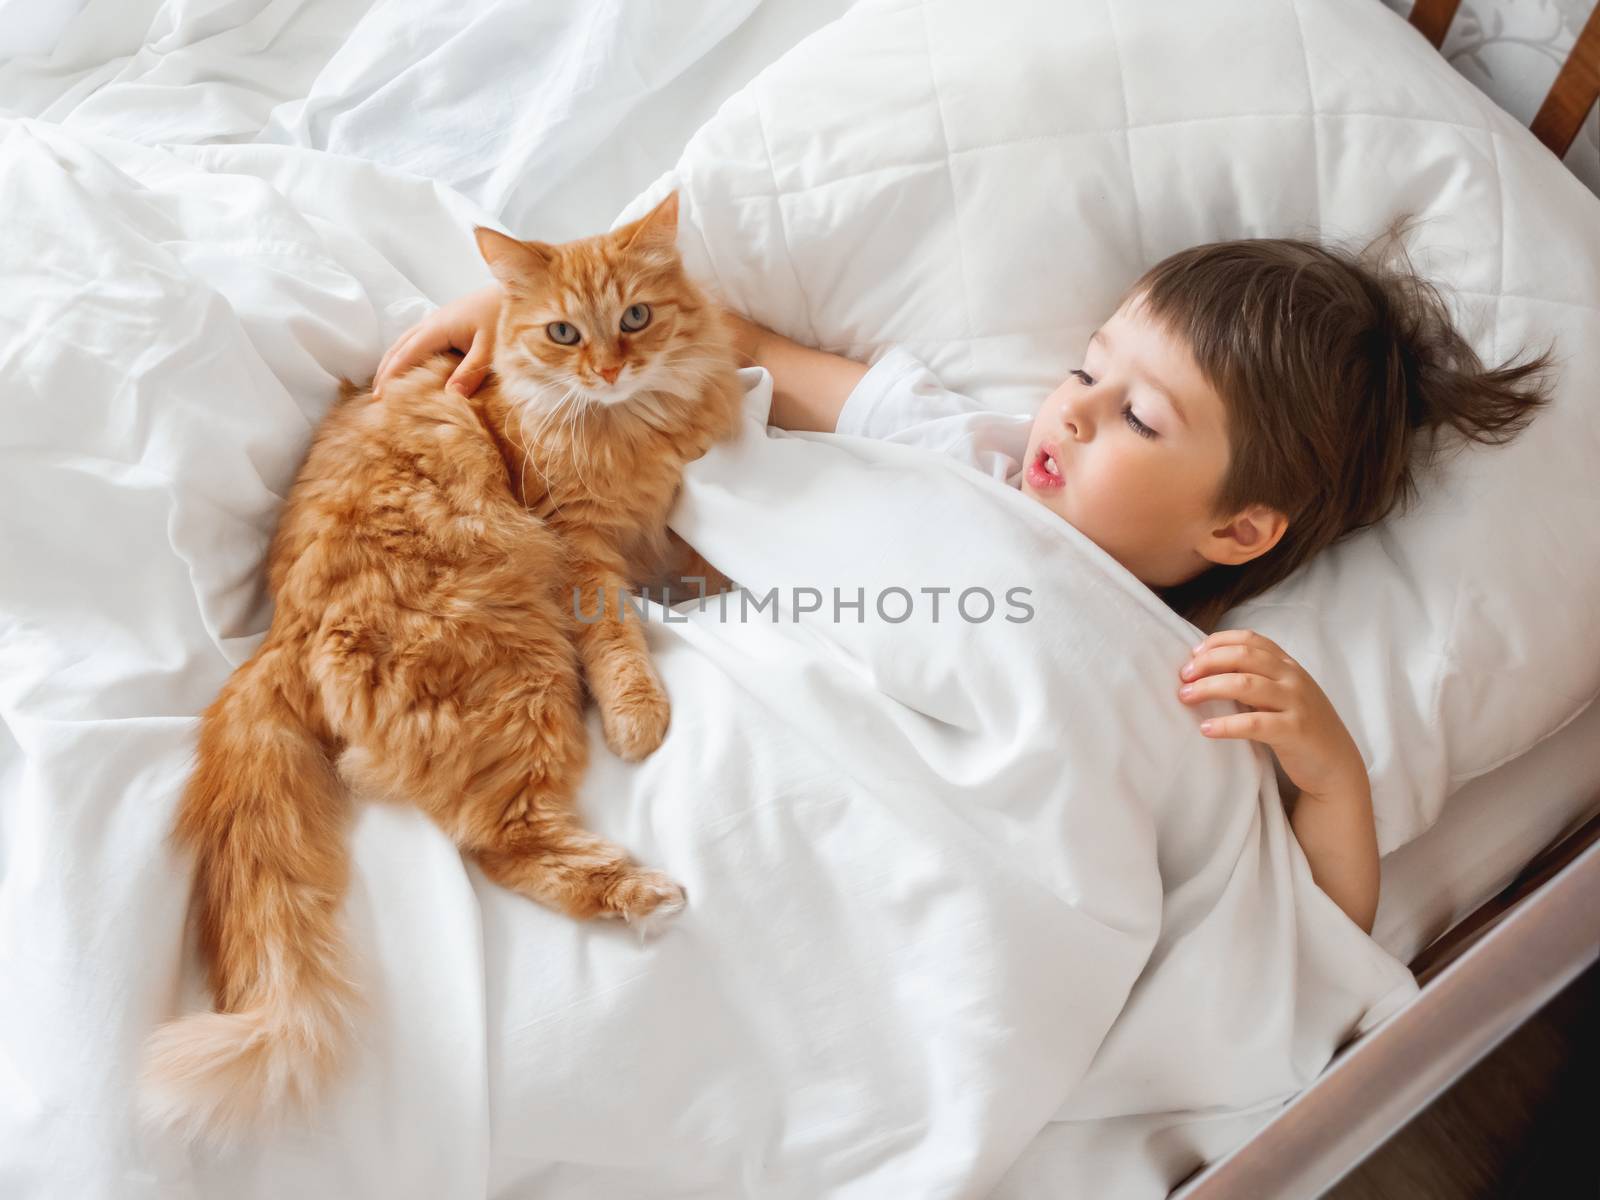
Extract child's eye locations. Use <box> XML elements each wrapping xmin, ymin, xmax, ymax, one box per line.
<box><xmin>1122</xmin><ymin>405</ymin><xmax>1157</xmax><ymax>439</ymax></box>
<box><xmin>1073</xmin><ymin>367</ymin><xmax>1154</xmax><ymax>438</ymax></box>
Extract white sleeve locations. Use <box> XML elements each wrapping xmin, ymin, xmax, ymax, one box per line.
<box><xmin>834</xmin><ymin>348</ymin><xmax>1032</xmax><ymax>485</ymax></box>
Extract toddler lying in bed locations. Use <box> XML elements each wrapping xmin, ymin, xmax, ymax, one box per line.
<box><xmin>375</xmin><ymin>231</ymin><xmax>1549</xmax><ymax>935</ymax></box>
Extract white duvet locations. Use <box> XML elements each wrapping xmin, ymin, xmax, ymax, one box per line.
<box><xmin>0</xmin><ymin>115</ymin><xmax>1416</xmax><ymax>1198</ymax></box>
<box><xmin>0</xmin><ymin>0</ymin><xmax>853</xmax><ymax>241</ymax></box>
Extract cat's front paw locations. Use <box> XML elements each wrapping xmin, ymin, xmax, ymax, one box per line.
<box><xmin>596</xmin><ymin>658</ymin><xmax>671</xmax><ymax>761</ymax></box>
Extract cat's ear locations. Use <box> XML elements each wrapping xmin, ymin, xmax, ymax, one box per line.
<box><xmin>616</xmin><ymin>191</ymin><xmax>679</xmax><ymax>253</ymax></box>
<box><xmin>474</xmin><ymin>227</ymin><xmax>554</xmax><ymax>294</ymax></box>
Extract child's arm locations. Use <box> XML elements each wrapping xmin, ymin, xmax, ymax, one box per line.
<box><xmin>723</xmin><ymin>312</ymin><xmax>867</xmax><ymax>433</ymax></box>
<box><xmin>1176</xmin><ymin>629</ymin><xmax>1380</xmax><ymax>933</ymax></box>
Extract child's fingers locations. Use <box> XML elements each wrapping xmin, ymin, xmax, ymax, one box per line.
<box><xmin>448</xmin><ymin>332</ymin><xmax>493</xmax><ymax>396</ymax></box>
<box><xmin>1194</xmin><ymin>628</ymin><xmax>1290</xmax><ymax>661</ymax></box>
<box><xmin>374</xmin><ymin>326</ymin><xmax>424</xmax><ymax>392</ymax></box>
<box><xmin>1197</xmin><ymin>710</ymin><xmax>1286</xmax><ymax>740</ymax></box>
<box><xmin>1193</xmin><ymin>627</ymin><xmax>1260</xmax><ymax>650</ymax></box>
<box><xmin>374</xmin><ymin>339</ymin><xmax>400</xmax><ymax>386</ymax></box>
<box><xmin>1181</xmin><ymin>643</ymin><xmax>1286</xmax><ymax>684</ymax></box>
<box><xmin>376</xmin><ymin>321</ymin><xmax>424</xmax><ymax>380</ymax></box>
<box><xmin>1178</xmin><ymin>671</ymin><xmax>1289</xmax><ymax>710</ymax></box>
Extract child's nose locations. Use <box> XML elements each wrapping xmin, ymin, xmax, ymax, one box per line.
<box><xmin>1059</xmin><ymin>399</ymin><xmax>1086</xmax><ymax>440</ymax></box>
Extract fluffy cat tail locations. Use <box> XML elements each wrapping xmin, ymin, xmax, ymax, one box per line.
<box><xmin>140</xmin><ymin>645</ymin><xmax>357</xmax><ymax>1144</ymax></box>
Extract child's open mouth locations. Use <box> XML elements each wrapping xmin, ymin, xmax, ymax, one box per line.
<box><xmin>1026</xmin><ymin>443</ymin><xmax>1064</xmax><ymax>491</ymax></box>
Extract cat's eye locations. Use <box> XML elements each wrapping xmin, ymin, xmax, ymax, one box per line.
<box><xmin>619</xmin><ymin>303</ymin><xmax>652</xmax><ymax>333</ymax></box>
<box><xmin>546</xmin><ymin>321</ymin><xmax>581</xmax><ymax>346</ymax></box>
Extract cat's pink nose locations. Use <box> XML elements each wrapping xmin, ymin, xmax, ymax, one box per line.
<box><xmin>598</xmin><ymin>365</ymin><xmax>621</xmax><ymax>384</ymax></box>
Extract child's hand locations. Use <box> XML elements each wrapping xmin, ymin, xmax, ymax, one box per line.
<box><xmin>1177</xmin><ymin>629</ymin><xmax>1366</xmax><ymax>802</ymax></box>
<box><xmin>373</xmin><ymin>284</ymin><xmax>502</xmax><ymax>399</ymax></box>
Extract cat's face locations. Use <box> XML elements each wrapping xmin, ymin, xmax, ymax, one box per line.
<box><xmin>476</xmin><ymin>194</ymin><xmax>700</xmax><ymax>410</ymax></box>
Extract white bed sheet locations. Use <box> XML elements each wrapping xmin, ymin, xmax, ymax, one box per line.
<box><xmin>2</xmin><ymin>0</ymin><xmax>1597</xmax><ymax>1195</ymax></box>
<box><xmin>1373</xmin><ymin>695</ymin><xmax>1600</xmax><ymax>965</ymax></box>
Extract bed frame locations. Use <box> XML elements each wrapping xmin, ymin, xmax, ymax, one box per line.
<box><xmin>1411</xmin><ymin>0</ymin><xmax>1600</xmax><ymax>157</ymax></box>
<box><xmin>1172</xmin><ymin>805</ymin><xmax>1600</xmax><ymax>1197</ymax></box>
<box><xmin>1168</xmin><ymin>6</ymin><xmax>1600</xmax><ymax>1194</ymax></box>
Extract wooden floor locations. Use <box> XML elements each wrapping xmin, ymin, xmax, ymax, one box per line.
<box><xmin>1327</xmin><ymin>960</ymin><xmax>1599</xmax><ymax>1199</ymax></box>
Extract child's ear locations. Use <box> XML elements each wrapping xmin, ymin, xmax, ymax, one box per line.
<box><xmin>1200</xmin><ymin>504</ymin><xmax>1288</xmax><ymax>567</ymax></box>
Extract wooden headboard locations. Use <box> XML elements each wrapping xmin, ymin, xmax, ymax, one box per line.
<box><xmin>1410</xmin><ymin>0</ymin><xmax>1600</xmax><ymax>157</ymax></box>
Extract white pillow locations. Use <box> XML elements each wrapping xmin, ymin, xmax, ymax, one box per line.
<box><xmin>621</xmin><ymin>0</ymin><xmax>1600</xmax><ymax>855</ymax></box>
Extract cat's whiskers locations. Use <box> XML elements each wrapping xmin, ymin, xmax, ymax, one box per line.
<box><xmin>623</xmin><ymin>387</ymin><xmax>673</xmax><ymax>433</ymax></box>
<box><xmin>500</xmin><ymin>373</ymin><xmax>577</xmax><ymax>516</ymax></box>
<box><xmin>641</xmin><ymin>356</ymin><xmax>723</xmax><ymax>408</ymax></box>
<box><xmin>496</xmin><ymin>401</ymin><xmax>521</xmax><ymax>476</ymax></box>
<box><xmin>519</xmin><ymin>383</ymin><xmax>578</xmax><ymax>515</ymax></box>
<box><xmin>499</xmin><ymin>398</ymin><xmax>547</xmax><ymax>517</ymax></box>
<box><xmin>547</xmin><ymin>385</ymin><xmax>585</xmax><ymax>502</ymax></box>
<box><xmin>561</xmin><ymin>385</ymin><xmax>602</xmax><ymax>501</ymax></box>
<box><xmin>513</xmin><ymin>402</ymin><xmax>540</xmax><ymax>514</ymax></box>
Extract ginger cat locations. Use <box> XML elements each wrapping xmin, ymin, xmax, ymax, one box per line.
<box><xmin>142</xmin><ymin>193</ymin><xmax>743</xmax><ymax>1142</ymax></box>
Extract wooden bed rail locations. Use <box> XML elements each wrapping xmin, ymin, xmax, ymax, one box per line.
<box><xmin>1532</xmin><ymin>4</ymin><xmax>1600</xmax><ymax>158</ymax></box>
<box><xmin>1408</xmin><ymin>0</ymin><xmax>1462</xmax><ymax>49</ymax></box>
<box><xmin>1412</xmin><ymin>0</ymin><xmax>1600</xmax><ymax>158</ymax></box>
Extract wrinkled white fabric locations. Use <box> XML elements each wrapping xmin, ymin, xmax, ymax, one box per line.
<box><xmin>0</xmin><ymin>0</ymin><xmax>854</xmax><ymax>239</ymax></box>
<box><xmin>0</xmin><ymin>122</ymin><xmax>496</xmax><ymax>1200</ymax></box>
<box><xmin>0</xmin><ymin>121</ymin><xmax>1414</xmax><ymax>1199</ymax></box>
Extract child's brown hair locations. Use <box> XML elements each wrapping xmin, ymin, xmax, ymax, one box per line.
<box><xmin>1130</xmin><ymin>225</ymin><xmax>1555</xmax><ymax>630</ymax></box>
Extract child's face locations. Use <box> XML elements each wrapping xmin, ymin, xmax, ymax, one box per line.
<box><xmin>1020</xmin><ymin>298</ymin><xmax>1238</xmax><ymax>588</ymax></box>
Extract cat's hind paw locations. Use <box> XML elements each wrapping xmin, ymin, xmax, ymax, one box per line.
<box><xmin>607</xmin><ymin>870</ymin><xmax>687</xmax><ymax>940</ymax></box>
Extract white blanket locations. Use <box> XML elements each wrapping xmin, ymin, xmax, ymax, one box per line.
<box><xmin>0</xmin><ymin>0</ymin><xmax>853</xmax><ymax>240</ymax></box>
<box><xmin>0</xmin><ymin>120</ymin><xmax>1414</xmax><ymax>1198</ymax></box>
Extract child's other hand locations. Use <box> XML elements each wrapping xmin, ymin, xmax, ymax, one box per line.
<box><xmin>373</xmin><ymin>284</ymin><xmax>502</xmax><ymax>399</ymax></box>
<box><xmin>1177</xmin><ymin>629</ymin><xmax>1367</xmax><ymax>802</ymax></box>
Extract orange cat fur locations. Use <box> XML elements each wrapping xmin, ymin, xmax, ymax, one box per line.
<box><xmin>141</xmin><ymin>193</ymin><xmax>743</xmax><ymax>1142</ymax></box>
